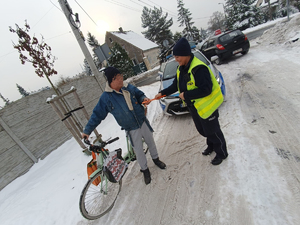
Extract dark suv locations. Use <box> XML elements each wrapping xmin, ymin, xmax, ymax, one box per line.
<box><xmin>200</xmin><ymin>29</ymin><xmax>250</xmax><ymax>65</ymax></box>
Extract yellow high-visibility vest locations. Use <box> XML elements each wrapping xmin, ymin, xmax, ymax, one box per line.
<box><xmin>177</xmin><ymin>57</ymin><xmax>223</xmax><ymax>119</ymax></box>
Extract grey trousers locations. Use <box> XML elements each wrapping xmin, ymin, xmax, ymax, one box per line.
<box><xmin>128</xmin><ymin>122</ymin><xmax>159</xmax><ymax>170</ymax></box>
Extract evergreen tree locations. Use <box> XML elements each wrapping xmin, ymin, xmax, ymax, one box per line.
<box><xmin>199</xmin><ymin>28</ymin><xmax>208</xmax><ymax>42</ymax></box>
<box><xmin>173</xmin><ymin>31</ymin><xmax>183</xmax><ymax>42</ymax></box>
<box><xmin>86</xmin><ymin>32</ymin><xmax>102</xmax><ymax>70</ymax></box>
<box><xmin>141</xmin><ymin>6</ymin><xmax>173</xmax><ymax>51</ymax></box>
<box><xmin>177</xmin><ymin>0</ymin><xmax>200</xmax><ymax>41</ymax></box>
<box><xmin>16</xmin><ymin>83</ymin><xmax>30</xmax><ymax>97</ymax></box>
<box><xmin>275</xmin><ymin>0</ymin><xmax>299</xmax><ymax>18</ymax></box>
<box><xmin>225</xmin><ymin>0</ymin><xmax>265</xmax><ymax>30</ymax></box>
<box><xmin>0</xmin><ymin>93</ymin><xmax>10</xmax><ymax>106</ymax></box>
<box><xmin>108</xmin><ymin>42</ymin><xmax>135</xmax><ymax>79</ymax></box>
<box><xmin>83</xmin><ymin>58</ymin><xmax>92</xmax><ymax>76</ymax></box>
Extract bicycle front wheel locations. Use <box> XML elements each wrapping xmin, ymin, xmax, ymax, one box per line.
<box><xmin>79</xmin><ymin>170</ymin><xmax>122</xmax><ymax>220</ymax></box>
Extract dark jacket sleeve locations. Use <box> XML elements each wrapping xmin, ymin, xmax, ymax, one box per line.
<box><xmin>184</xmin><ymin>65</ymin><xmax>213</xmax><ymax>101</ymax></box>
<box><xmin>160</xmin><ymin>76</ymin><xmax>179</xmax><ymax>96</ymax></box>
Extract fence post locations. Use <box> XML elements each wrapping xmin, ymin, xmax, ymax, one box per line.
<box><xmin>0</xmin><ymin>117</ymin><xmax>38</xmax><ymax>163</ymax></box>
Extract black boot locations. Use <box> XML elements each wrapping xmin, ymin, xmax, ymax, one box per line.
<box><xmin>202</xmin><ymin>147</ymin><xmax>214</xmax><ymax>156</ymax></box>
<box><xmin>140</xmin><ymin>168</ymin><xmax>151</xmax><ymax>185</ymax></box>
<box><xmin>153</xmin><ymin>157</ymin><xmax>166</xmax><ymax>169</ymax></box>
<box><xmin>211</xmin><ymin>154</ymin><xmax>228</xmax><ymax>165</ymax></box>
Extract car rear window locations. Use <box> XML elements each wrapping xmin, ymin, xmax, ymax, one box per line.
<box><xmin>219</xmin><ymin>30</ymin><xmax>243</xmax><ymax>43</ymax></box>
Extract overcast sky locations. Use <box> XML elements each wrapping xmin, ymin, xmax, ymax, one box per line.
<box><xmin>0</xmin><ymin>0</ymin><xmax>226</xmax><ymax>106</ymax></box>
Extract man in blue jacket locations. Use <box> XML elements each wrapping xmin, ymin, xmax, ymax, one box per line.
<box><xmin>81</xmin><ymin>66</ymin><xmax>166</xmax><ymax>184</ymax></box>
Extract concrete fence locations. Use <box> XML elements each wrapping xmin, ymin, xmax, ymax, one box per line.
<box><xmin>0</xmin><ymin>68</ymin><xmax>159</xmax><ymax>191</ymax></box>
<box><xmin>0</xmin><ymin>73</ymin><xmax>106</xmax><ymax>191</ymax></box>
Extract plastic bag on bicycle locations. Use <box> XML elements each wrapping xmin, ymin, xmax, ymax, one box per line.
<box><xmin>103</xmin><ymin>150</ymin><xmax>128</xmax><ymax>183</ymax></box>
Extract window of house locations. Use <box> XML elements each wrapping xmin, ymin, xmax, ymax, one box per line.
<box><xmin>109</xmin><ymin>38</ymin><xmax>113</xmax><ymax>43</ymax></box>
<box><xmin>132</xmin><ymin>58</ymin><xmax>138</xmax><ymax>65</ymax></box>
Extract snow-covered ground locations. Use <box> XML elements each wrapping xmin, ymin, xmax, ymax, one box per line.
<box><xmin>1</xmin><ymin>14</ymin><xmax>300</xmax><ymax>225</ymax></box>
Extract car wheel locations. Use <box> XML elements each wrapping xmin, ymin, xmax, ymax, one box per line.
<box><xmin>241</xmin><ymin>49</ymin><xmax>249</xmax><ymax>55</ymax></box>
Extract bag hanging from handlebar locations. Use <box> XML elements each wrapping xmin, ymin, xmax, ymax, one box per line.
<box><xmin>103</xmin><ymin>150</ymin><xmax>128</xmax><ymax>183</ymax></box>
<box><xmin>87</xmin><ymin>159</ymin><xmax>101</xmax><ymax>186</ymax></box>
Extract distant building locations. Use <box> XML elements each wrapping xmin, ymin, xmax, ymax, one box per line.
<box><xmin>256</xmin><ymin>0</ymin><xmax>279</xmax><ymax>20</ymax></box>
<box><xmin>256</xmin><ymin>0</ymin><xmax>279</xmax><ymax>8</ymax></box>
<box><xmin>105</xmin><ymin>27</ymin><xmax>160</xmax><ymax>70</ymax></box>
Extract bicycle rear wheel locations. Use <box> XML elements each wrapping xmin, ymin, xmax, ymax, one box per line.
<box><xmin>79</xmin><ymin>170</ymin><xmax>122</xmax><ymax>220</ymax></box>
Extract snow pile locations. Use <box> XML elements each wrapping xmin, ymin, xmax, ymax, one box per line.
<box><xmin>256</xmin><ymin>13</ymin><xmax>300</xmax><ymax>46</ymax></box>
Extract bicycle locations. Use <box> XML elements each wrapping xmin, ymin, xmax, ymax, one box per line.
<box><xmin>79</xmin><ymin>135</ymin><xmax>148</xmax><ymax>220</ymax></box>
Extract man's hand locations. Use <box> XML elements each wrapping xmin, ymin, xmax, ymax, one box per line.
<box><xmin>81</xmin><ymin>133</ymin><xmax>89</xmax><ymax>140</ymax></box>
<box><xmin>179</xmin><ymin>92</ymin><xmax>185</xmax><ymax>100</ymax></box>
<box><xmin>155</xmin><ymin>93</ymin><xmax>162</xmax><ymax>99</ymax></box>
<box><xmin>143</xmin><ymin>97</ymin><xmax>151</xmax><ymax>105</ymax></box>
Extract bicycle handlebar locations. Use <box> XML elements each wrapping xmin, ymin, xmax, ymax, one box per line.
<box><xmin>84</xmin><ymin>137</ymin><xmax>119</xmax><ymax>153</ymax></box>
<box><xmin>106</xmin><ymin>137</ymin><xmax>119</xmax><ymax>145</ymax></box>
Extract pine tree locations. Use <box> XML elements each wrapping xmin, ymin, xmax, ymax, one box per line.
<box><xmin>86</xmin><ymin>32</ymin><xmax>102</xmax><ymax>70</ymax></box>
<box><xmin>173</xmin><ymin>31</ymin><xmax>183</xmax><ymax>42</ymax></box>
<box><xmin>225</xmin><ymin>0</ymin><xmax>265</xmax><ymax>30</ymax></box>
<box><xmin>83</xmin><ymin>58</ymin><xmax>92</xmax><ymax>76</ymax></box>
<box><xmin>275</xmin><ymin>0</ymin><xmax>299</xmax><ymax>18</ymax></box>
<box><xmin>177</xmin><ymin>0</ymin><xmax>200</xmax><ymax>41</ymax></box>
<box><xmin>141</xmin><ymin>6</ymin><xmax>173</xmax><ymax>51</ymax></box>
<box><xmin>108</xmin><ymin>42</ymin><xmax>135</xmax><ymax>79</ymax></box>
<box><xmin>16</xmin><ymin>84</ymin><xmax>30</xmax><ymax>97</ymax></box>
<box><xmin>0</xmin><ymin>93</ymin><xmax>10</xmax><ymax>106</ymax></box>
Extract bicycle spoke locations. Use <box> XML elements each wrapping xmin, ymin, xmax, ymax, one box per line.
<box><xmin>79</xmin><ymin>171</ymin><xmax>122</xmax><ymax>220</ymax></box>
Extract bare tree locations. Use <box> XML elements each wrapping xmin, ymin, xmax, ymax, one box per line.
<box><xmin>9</xmin><ymin>21</ymin><xmax>59</xmax><ymax>96</ymax></box>
<box><xmin>208</xmin><ymin>11</ymin><xmax>226</xmax><ymax>32</ymax></box>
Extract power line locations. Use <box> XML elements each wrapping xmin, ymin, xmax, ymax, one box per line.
<box><xmin>74</xmin><ymin>0</ymin><xmax>98</xmax><ymax>26</ymax></box>
<box><xmin>45</xmin><ymin>31</ymin><xmax>72</xmax><ymax>40</ymax></box>
<box><xmin>147</xmin><ymin>0</ymin><xmax>177</xmax><ymax>16</ymax></box>
<box><xmin>194</xmin><ymin>16</ymin><xmax>211</xmax><ymax>20</ymax></box>
<box><xmin>32</xmin><ymin>6</ymin><xmax>55</xmax><ymax>28</ymax></box>
<box><xmin>49</xmin><ymin>0</ymin><xmax>63</xmax><ymax>13</ymax></box>
<box><xmin>104</xmin><ymin>0</ymin><xmax>141</xmax><ymax>12</ymax></box>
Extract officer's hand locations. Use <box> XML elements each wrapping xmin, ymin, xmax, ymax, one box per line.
<box><xmin>155</xmin><ymin>93</ymin><xmax>162</xmax><ymax>99</ymax></box>
<box><xmin>179</xmin><ymin>92</ymin><xmax>185</xmax><ymax>100</ymax></box>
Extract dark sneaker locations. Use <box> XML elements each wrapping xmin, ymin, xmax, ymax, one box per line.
<box><xmin>140</xmin><ymin>168</ymin><xmax>151</xmax><ymax>185</ymax></box>
<box><xmin>202</xmin><ymin>147</ymin><xmax>214</xmax><ymax>156</ymax></box>
<box><xmin>153</xmin><ymin>157</ymin><xmax>166</xmax><ymax>169</ymax></box>
<box><xmin>211</xmin><ymin>154</ymin><xmax>228</xmax><ymax>165</ymax></box>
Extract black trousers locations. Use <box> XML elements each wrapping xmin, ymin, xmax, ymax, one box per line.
<box><xmin>188</xmin><ymin>106</ymin><xmax>228</xmax><ymax>158</ymax></box>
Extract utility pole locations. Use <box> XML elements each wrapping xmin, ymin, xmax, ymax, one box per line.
<box><xmin>58</xmin><ymin>0</ymin><xmax>104</xmax><ymax>91</ymax></box>
<box><xmin>287</xmin><ymin>0</ymin><xmax>290</xmax><ymax>21</ymax></box>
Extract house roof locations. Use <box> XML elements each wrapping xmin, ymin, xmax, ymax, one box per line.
<box><xmin>110</xmin><ymin>30</ymin><xmax>159</xmax><ymax>51</ymax></box>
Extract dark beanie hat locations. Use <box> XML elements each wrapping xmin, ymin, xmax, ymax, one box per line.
<box><xmin>172</xmin><ymin>37</ymin><xmax>191</xmax><ymax>56</ymax></box>
<box><xmin>104</xmin><ymin>66</ymin><xmax>121</xmax><ymax>84</ymax></box>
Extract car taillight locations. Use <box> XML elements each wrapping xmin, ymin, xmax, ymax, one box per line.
<box><xmin>216</xmin><ymin>44</ymin><xmax>225</xmax><ymax>50</ymax></box>
<box><xmin>245</xmin><ymin>35</ymin><xmax>248</xmax><ymax>41</ymax></box>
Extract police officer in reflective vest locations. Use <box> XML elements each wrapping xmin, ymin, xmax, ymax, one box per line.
<box><xmin>155</xmin><ymin>37</ymin><xmax>228</xmax><ymax>165</ymax></box>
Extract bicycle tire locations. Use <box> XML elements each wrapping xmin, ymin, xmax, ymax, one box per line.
<box><xmin>79</xmin><ymin>170</ymin><xmax>122</xmax><ymax>220</ymax></box>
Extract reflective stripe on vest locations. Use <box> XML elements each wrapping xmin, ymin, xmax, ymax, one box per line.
<box><xmin>177</xmin><ymin>57</ymin><xmax>223</xmax><ymax>119</ymax></box>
